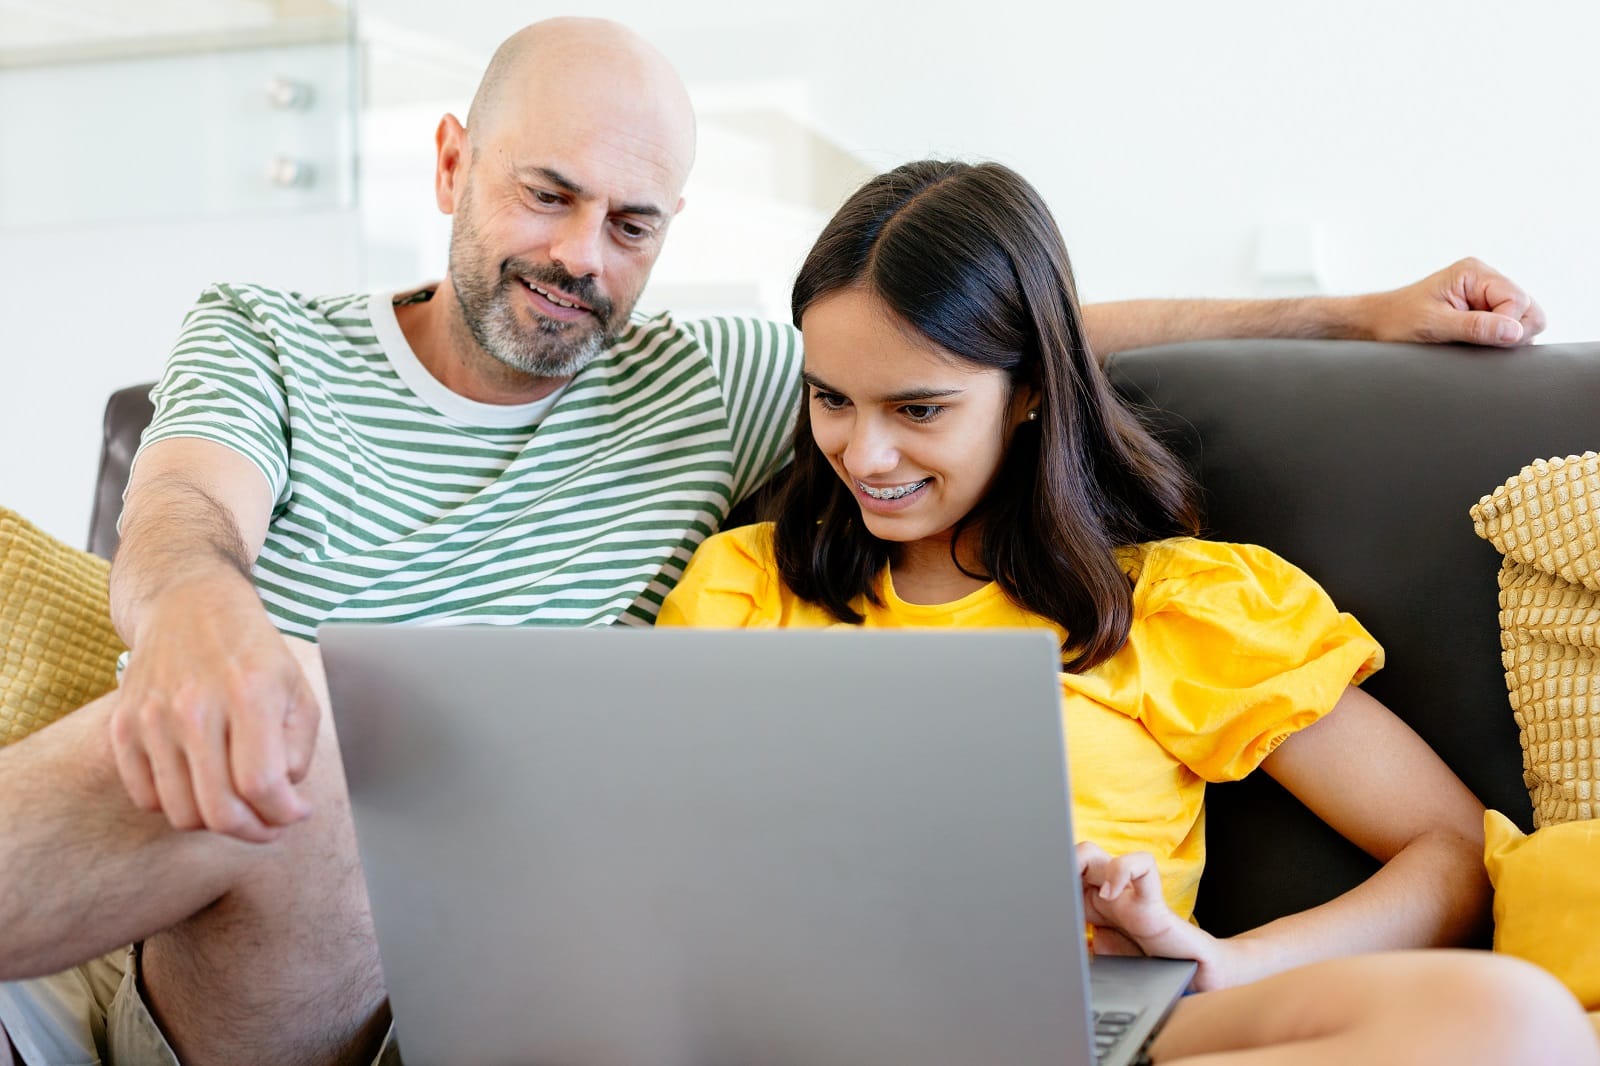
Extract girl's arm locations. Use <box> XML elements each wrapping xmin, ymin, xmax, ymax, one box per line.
<box><xmin>1083</xmin><ymin>684</ymin><xmax>1488</xmax><ymax>991</ymax></box>
<box><xmin>1234</xmin><ymin>684</ymin><xmax>1490</xmax><ymax>972</ymax></box>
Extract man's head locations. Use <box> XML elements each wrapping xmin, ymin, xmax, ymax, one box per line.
<box><xmin>435</xmin><ymin>18</ymin><xmax>696</xmax><ymax>380</ymax></box>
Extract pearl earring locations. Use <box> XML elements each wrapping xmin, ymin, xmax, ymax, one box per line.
<box><xmin>1026</xmin><ymin>409</ymin><xmax>1039</xmax><ymax>421</ymax></box>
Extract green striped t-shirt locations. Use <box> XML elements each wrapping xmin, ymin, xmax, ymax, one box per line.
<box><xmin>137</xmin><ymin>284</ymin><xmax>801</xmax><ymax>638</ymax></box>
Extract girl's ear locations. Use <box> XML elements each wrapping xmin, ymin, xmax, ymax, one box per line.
<box><xmin>1011</xmin><ymin>384</ymin><xmax>1043</xmax><ymax>429</ymax></box>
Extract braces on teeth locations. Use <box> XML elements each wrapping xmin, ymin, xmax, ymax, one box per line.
<box><xmin>859</xmin><ymin>479</ymin><xmax>928</xmax><ymax>500</ymax></box>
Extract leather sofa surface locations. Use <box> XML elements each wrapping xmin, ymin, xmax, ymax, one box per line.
<box><xmin>88</xmin><ymin>383</ymin><xmax>155</xmax><ymax>560</ymax></box>
<box><xmin>1104</xmin><ymin>339</ymin><xmax>1599</xmax><ymax>937</ymax></box>
<box><xmin>91</xmin><ymin>340</ymin><xmax>1600</xmax><ymax>941</ymax></box>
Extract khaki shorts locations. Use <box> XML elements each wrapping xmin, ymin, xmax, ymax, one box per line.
<box><xmin>0</xmin><ymin>946</ymin><xmax>400</xmax><ymax>1065</ymax></box>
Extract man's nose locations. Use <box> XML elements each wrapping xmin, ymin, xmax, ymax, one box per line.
<box><xmin>549</xmin><ymin>209</ymin><xmax>606</xmax><ymax>280</ymax></box>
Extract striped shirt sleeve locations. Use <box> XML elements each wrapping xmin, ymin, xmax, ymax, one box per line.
<box><xmin>685</xmin><ymin>316</ymin><xmax>803</xmax><ymax>505</ymax></box>
<box><xmin>137</xmin><ymin>284</ymin><xmax>293</xmax><ymax>506</ymax></box>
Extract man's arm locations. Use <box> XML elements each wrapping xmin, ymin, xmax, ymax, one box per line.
<box><xmin>108</xmin><ymin>437</ymin><xmax>319</xmax><ymax>843</ymax></box>
<box><xmin>1083</xmin><ymin>257</ymin><xmax>1546</xmax><ymax>357</ymax></box>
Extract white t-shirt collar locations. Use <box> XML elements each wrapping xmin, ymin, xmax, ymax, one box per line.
<box><xmin>368</xmin><ymin>287</ymin><xmax>569</xmax><ymax>429</ymax></box>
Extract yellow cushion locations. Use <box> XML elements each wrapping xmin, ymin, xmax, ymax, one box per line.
<box><xmin>1471</xmin><ymin>452</ymin><xmax>1600</xmax><ymax>594</ymax></box>
<box><xmin>0</xmin><ymin>506</ymin><xmax>125</xmax><ymax>746</ymax></box>
<box><xmin>1485</xmin><ymin>809</ymin><xmax>1600</xmax><ymax>1009</ymax></box>
<box><xmin>1471</xmin><ymin>453</ymin><xmax>1600</xmax><ymax>827</ymax></box>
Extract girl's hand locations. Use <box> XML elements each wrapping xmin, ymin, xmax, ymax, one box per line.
<box><xmin>1076</xmin><ymin>841</ymin><xmax>1236</xmax><ymax>991</ymax></box>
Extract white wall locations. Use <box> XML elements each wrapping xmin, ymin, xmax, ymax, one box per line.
<box><xmin>610</xmin><ymin>0</ymin><xmax>1600</xmax><ymax>323</ymax></box>
<box><xmin>4</xmin><ymin>0</ymin><xmax>1597</xmax><ymax>547</ymax></box>
<box><xmin>0</xmin><ymin>36</ymin><xmax>360</xmax><ymax>547</ymax></box>
<box><xmin>360</xmin><ymin>0</ymin><xmax>1600</xmax><ymax>327</ymax></box>
<box><xmin>0</xmin><ymin>212</ymin><xmax>363</xmax><ymax>546</ymax></box>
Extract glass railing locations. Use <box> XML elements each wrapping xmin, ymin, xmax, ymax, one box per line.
<box><xmin>0</xmin><ymin>0</ymin><xmax>357</xmax><ymax>227</ymax></box>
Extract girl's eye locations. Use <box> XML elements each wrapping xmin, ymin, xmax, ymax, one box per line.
<box><xmin>811</xmin><ymin>389</ymin><xmax>848</xmax><ymax>411</ymax></box>
<box><xmin>901</xmin><ymin>404</ymin><xmax>943</xmax><ymax>423</ymax></box>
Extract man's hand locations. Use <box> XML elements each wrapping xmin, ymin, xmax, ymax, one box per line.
<box><xmin>109</xmin><ymin>438</ymin><xmax>318</xmax><ymax>844</ymax></box>
<box><xmin>1364</xmin><ymin>257</ymin><xmax>1546</xmax><ymax>347</ymax></box>
<box><xmin>1077</xmin><ymin>841</ymin><xmax>1232</xmax><ymax>991</ymax></box>
<box><xmin>110</xmin><ymin>584</ymin><xmax>319</xmax><ymax>843</ymax></box>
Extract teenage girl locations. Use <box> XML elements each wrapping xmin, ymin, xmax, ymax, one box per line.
<box><xmin>657</xmin><ymin>159</ymin><xmax>1596</xmax><ymax>1065</ymax></box>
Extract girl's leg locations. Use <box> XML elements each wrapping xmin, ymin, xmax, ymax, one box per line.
<box><xmin>1151</xmin><ymin>950</ymin><xmax>1597</xmax><ymax>1066</ymax></box>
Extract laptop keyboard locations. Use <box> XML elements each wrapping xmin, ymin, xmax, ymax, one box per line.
<box><xmin>1092</xmin><ymin>1008</ymin><xmax>1142</xmax><ymax>1063</ymax></box>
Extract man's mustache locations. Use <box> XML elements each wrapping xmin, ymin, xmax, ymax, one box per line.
<box><xmin>505</xmin><ymin>260</ymin><xmax>614</xmax><ymax>323</ymax></box>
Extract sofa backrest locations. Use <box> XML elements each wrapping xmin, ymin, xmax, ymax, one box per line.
<box><xmin>92</xmin><ymin>342</ymin><xmax>1600</xmax><ymax>940</ymax></box>
<box><xmin>1103</xmin><ymin>339</ymin><xmax>1600</xmax><ymax>939</ymax></box>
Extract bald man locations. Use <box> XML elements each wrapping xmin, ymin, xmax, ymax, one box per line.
<box><xmin>0</xmin><ymin>17</ymin><xmax>1552</xmax><ymax>1066</ymax></box>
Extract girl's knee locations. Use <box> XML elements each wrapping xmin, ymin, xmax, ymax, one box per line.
<box><xmin>1153</xmin><ymin>952</ymin><xmax>1598</xmax><ymax>1066</ymax></box>
<box><xmin>1412</xmin><ymin>952</ymin><xmax>1598</xmax><ymax>1065</ymax></box>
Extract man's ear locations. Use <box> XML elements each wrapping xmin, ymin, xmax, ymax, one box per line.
<box><xmin>434</xmin><ymin>114</ymin><xmax>469</xmax><ymax>215</ymax></box>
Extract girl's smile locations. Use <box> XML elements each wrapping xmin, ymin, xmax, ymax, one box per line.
<box><xmin>800</xmin><ymin>285</ymin><xmax>1035</xmax><ymax>591</ymax></box>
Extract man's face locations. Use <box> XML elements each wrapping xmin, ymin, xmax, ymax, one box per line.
<box><xmin>444</xmin><ymin>107</ymin><xmax>686</xmax><ymax>380</ymax></box>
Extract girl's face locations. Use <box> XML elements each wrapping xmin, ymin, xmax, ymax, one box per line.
<box><xmin>800</xmin><ymin>287</ymin><xmax>1035</xmax><ymax>556</ymax></box>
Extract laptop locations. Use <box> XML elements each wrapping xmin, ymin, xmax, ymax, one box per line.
<box><xmin>319</xmin><ymin>625</ymin><xmax>1196</xmax><ymax>1066</ymax></box>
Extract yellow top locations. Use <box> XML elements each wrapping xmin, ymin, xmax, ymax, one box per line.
<box><xmin>657</xmin><ymin>524</ymin><xmax>1384</xmax><ymax>920</ymax></box>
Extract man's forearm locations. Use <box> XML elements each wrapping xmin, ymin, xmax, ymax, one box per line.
<box><xmin>110</xmin><ymin>472</ymin><xmax>261</xmax><ymax>647</ymax></box>
<box><xmin>96</xmin><ymin>438</ymin><xmax>315</xmax><ymax>838</ymax></box>
<box><xmin>1083</xmin><ymin>295</ymin><xmax>1374</xmax><ymax>359</ymax></box>
<box><xmin>1081</xmin><ymin>257</ymin><xmax>1546</xmax><ymax>357</ymax></box>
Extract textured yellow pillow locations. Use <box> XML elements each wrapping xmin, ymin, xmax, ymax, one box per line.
<box><xmin>1472</xmin><ymin>452</ymin><xmax>1600</xmax><ymax>593</ymax></box>
<box><xmin>1485</xmin><ymin>809</ymin><xmax>1600</xmax><ymax>1010</ymax></box>
<box><xmin>0</xmin><ymin>506</ymin><xmax>126</xmax><ymax>746</ymax></box>
<box><xmin>1471</xmin><ymin>453</ymin><xmax>1600</xmax><ymax>827</ymax></box>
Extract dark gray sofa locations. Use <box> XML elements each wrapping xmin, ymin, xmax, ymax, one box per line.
<box><xmin>90</xmin><ymin>339</ymin><xmax>1600</xmax><ymax>941</ymax></box>
<box><xmin>1103</xmin><ymin>339</ymin><xmax>1598</xmax><ymax>939</ymax></box>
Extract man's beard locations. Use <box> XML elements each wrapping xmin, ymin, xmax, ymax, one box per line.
<box><xmin>449</xmin><ymin>208</ymin><xmax>623</xmax><ymax>380</ymax></box>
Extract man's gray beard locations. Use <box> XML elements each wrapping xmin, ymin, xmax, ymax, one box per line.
<box><xmin>464</xmin><ymin>284</ymin><xmax>610</xmax><ymax>379</ymax></box>
<box><xmin>447</xmin><ymin>211</ymin><xmax>618</xmax><ymax>379</ymax></box>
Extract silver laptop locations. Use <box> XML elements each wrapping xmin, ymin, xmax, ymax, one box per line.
<box><xmin>319</xmin><ymin>626</ymin><xmax>1195</xmax><ymax>1066</ymax></box>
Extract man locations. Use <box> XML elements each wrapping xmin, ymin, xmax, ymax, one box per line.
<box><xmin>0</xmin><ymin>16</ymin><xmax>1556</xmax><ymax>1066</ymax></box>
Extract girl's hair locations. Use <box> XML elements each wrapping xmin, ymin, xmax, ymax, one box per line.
<box><xmin>775</xmin><ymin>159</ymin><xmax>1202</xmax><ymax>671</ymax></box>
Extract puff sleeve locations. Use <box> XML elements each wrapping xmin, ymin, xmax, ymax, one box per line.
<box><xmin>657</xmin><ymin>524</ymin><xmax>783</xmax><ymax>628</ymax></box>
<box><xmin>1111</xmin><ymin>539</ymin><xmax>1384</xmax><ymax>782</ymax></box>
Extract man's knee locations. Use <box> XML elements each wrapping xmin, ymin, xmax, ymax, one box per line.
<box><xmin>282</xmin><ymin>633</ymin><xmax>329</xmax><ymax>704</ymax></box>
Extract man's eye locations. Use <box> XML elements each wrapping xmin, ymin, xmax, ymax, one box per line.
<box><xmin>531</xmin><ymin>189</ymin><xmax>563</xmax><ymax>206</ymax></box>
<box><xmin>616</xmin><ymin>220</ymin><xmax>649</xmax><ymax>240</ymax></box>
<box><xmin>901</xmin><ymin>404</ymin><xmax>942</xmax><ymax>423</ymax></box>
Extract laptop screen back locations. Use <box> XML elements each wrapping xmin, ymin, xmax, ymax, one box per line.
<box><xmin>321</xmin><ymin>626</ymin><xmax>1098</xmax><ymax>1066</ymax></box>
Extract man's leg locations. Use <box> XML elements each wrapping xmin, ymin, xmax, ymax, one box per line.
<box><xmin>0</xmin><ymin>639</ymin><xmax>387</xmax><ymax>1066</ymax></box>
<box><xmin>1150</xmin><ymin>949</ymin><xmax>1598</xmax><ymax>1065</ymax></box>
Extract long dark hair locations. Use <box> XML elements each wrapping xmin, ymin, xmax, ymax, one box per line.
<box><xmin>774</xmin><ymin>159</ymin><xmax>1202</xmax><ymax>672</ymax></box>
